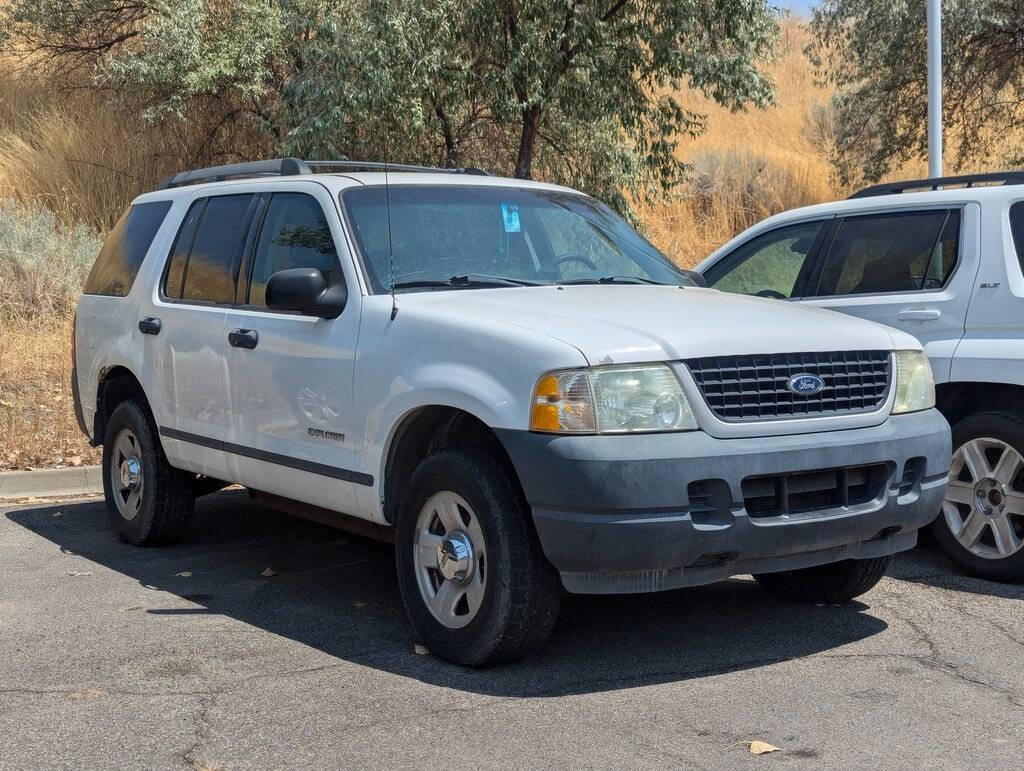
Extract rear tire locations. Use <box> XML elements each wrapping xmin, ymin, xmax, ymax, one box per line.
<box><xmin>931</xmin><ymin>411</ymin><xmax>1024</xmax><ymax>582</ymax></box>
<box><xmin>102</xmin><ymin>401</ymin><xmax>194</xmax><ymax>545</ymax></box>
<box><xmin>395</xmin><ymin>448</ymin><xmax>561</xmax><ymax>666</ymax></box>
<box><xmin>753</xmin><ymin>556</ymin><xmax>891</xmax><ymax>603</ymax></box>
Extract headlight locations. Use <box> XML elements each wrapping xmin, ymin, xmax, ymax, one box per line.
<box><xmin>892</xmin><ymin>350</ymin><xmax>935</xmax><ymax>414</ymax></box>
<box><xmin>531</xmin><ymin>364</ymin><xmax>698</xmax><ymax>433</ymax></box>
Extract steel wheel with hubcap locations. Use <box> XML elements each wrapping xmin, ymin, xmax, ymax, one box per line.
<box><xmin>413</xmin><ymin>491</ymin><xmax>488</xmax><ymax>629</ymax></box>
<box><xmin>102</xmin><ymin>399</ymin><xmax>195</xmax><ymax>546</ymax></box>
<box><xmin>395</xmin><ymin>448</ymin><xmax>562</xmax><ymax>666</ymax></box>
<box><xmin>932</xmin><ymin>411</ymin><xmax>1024</xmax><ymax>582</ymax></box>
<box><xmin>943</xmin><ymin>437</ymin><xmax>1024</xmax><ymax>560</ymax></box>
<box><xmin>110</xmin><ymin>427</ymin><xmax>145</xmax><ymax>521</ymax></box>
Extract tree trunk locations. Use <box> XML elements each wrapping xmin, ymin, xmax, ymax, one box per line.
<box><xmin>514</xmin><ymin>105</ymin><xmax>542</xmax><ymax>178</ymax></box>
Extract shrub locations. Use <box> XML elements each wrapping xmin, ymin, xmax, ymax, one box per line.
<box><xmin>0</xmin><ymin>201</ymin><xmax>101</xmax><ymax>320</ymax></box>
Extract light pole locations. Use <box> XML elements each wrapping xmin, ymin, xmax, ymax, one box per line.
<box><xmin>927</xmin><ymin>0</ymin><xmax>942</xmax><ymax>178</ymax></box>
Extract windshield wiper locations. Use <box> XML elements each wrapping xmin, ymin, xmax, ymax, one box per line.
<box><xmin>558</xmin><ymin>275</ymin><xmax>665</xmax><ymax>286</ymax></box>
<box><xmin>392</xmin><ymin>274</ymin><xmax>543</xmax><ymax>290</ymax></box>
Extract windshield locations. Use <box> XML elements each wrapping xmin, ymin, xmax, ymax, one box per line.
<box><xmin>340</xmin><ymin>185</ymin><xmax>693</xmax><ymax>293</ymax></box>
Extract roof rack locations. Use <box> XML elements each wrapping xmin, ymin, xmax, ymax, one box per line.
<box><xmin>848</xmin><ymin>171</ymin><xmax>1024</xmax><ymax>199</ymax></box>
<box><xmin>157</xmin><ymin>157</ymin><xmax>488</xmax><ymax>189</ymax></box>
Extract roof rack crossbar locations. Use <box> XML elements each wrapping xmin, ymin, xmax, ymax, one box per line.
<box><xmin>849</xmin><ymin>170</ymin><xmax>1024</xmax><ymax>199</ymax></box>
<box><xmin>157</xmin><ymin>157</ymin><xmax>488</xmax><ymax>189</ymax></box>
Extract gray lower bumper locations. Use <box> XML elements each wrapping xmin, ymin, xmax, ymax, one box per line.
<box><xmin>496</xmin><ymin>410</ymin><xmax>950</xmax><ymax>594</ymax></box>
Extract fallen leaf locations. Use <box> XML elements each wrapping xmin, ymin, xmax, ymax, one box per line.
<box><xmin>748</xmin><ymin>741</ymin><xmax>781</xmax><ymax>755</ymax></box>
<box><xmin>175</xmin><ymin>571</ymin><xmax>192</xmax><ymax>578</ymax></box>
<box><xmin>414</xmin><ymin>644</ymin><xmax>430</xmax><ymax>656</ymax></box>
<box><xmin>261</xmin><ymin>567</ymin><xmax>277</xmax><ymax>577</ymax></box>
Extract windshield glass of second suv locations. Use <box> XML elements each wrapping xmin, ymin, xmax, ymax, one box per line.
<box><xmin>341</xmin><ymin>185</ymin><xmax>691</xmax><ymax>292</ymax></box>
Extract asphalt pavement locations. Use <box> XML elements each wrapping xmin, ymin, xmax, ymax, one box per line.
<box><xmin>2</xmin><ymin>490</ymin><xmax>1022</xmax><ymax>769</ymax></box>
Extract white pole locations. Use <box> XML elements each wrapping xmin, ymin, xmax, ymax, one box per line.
<box><xmin>927</xmin><ymin>0</ymin><xmax>943</xmax><ymax>178</ymax></box>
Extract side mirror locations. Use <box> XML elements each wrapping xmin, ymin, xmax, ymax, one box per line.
<box><xmin>265</xmin><ymin>268</ymin><xmax>347</xmax><ymax>319</ymax></box>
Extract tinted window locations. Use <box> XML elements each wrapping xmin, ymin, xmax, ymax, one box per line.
<box><xmin>83</xmin><ymin>201</ymin><xmax>172</xmax><ymax>296</ymax></box>
<box><xmin>163</xmin><ymin>200</ymin><xmax>205</xmax><ymax>299</ymax></box>
<box><xmin>816</xmin><ymin>209</ymin><xmax>960</xmax><ymax>296</ymax></box>
<box><xmin>342</xmin><ymin>186</ymin><xmax>690</xmax><ymax>293</ymax></box>
<box><xmin>1009</xmin><ymin>202</ymin><xmax>1024</xmax><ymax>275</ymax></box>
<box><xmin>706</xmin><ymin>221</ymin><xmax>824</xmax><ymax>298</ymax></box>
<box><xmin>247</xmin><ymin>193</ymin><xmax>341</xmax><ymax>306</ymax></box>
<box><xmin>180</xmin><ymin>194</ymin><xmax>254</xmax><ymax>304</ymax></box>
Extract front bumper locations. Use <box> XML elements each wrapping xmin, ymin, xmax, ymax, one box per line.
<box><xmin>497</xmin><ymin>409</ymin><xmax>950</xmax><ymax>594</ymax></box>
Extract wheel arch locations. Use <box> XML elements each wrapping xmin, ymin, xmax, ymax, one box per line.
<box><xmin>936</xmin><ymin>381</ymin><xmax>1024</xmax><ymax>427</ymax></box>
<box><xmin>94</xmin><ymin>365</ymin><xmax>155</xmax><ymax>443</ymax></box>
<box><xmin>381</xmin><ymin>405</ymin><xmax>525</xmax><ymax>525</ymax></box>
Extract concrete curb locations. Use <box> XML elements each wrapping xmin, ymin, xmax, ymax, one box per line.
<box><xmin>0</xmin><ymin>466</ymin><xmax>103</xmax><ymax>500</ymax></box>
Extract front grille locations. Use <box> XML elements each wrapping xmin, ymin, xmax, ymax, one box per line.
<box><xmin>741</xmin><ymin>463</ymin><xmax>889</xmax><ymax>518</ymax></box>
<box><xmin>685</xmin><ymin>350</ymin><xmax>891</xmax><ymax>422</ymax></box>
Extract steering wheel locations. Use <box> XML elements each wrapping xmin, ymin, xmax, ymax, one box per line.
<box><xmin>755</xmin><ymin>289</ymin><xmax>787</xmax><ymax>299</ymax></box>
<box><xmin>553</xmin><ymin>253</ymin><xmax>599</xmax><ymax>273</ymax></box>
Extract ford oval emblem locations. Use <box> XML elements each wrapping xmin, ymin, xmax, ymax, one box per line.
<box><xmin>787</xmin><ymin>373</ymin><xmax>824</xmax><ymax>396</ymax></box>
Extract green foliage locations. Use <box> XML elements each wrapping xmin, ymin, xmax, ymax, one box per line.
<box><xmin>98</xmin><ymin>0</ymin><xmax>288</xmax><ymax>122</ymax></box>
<box><xmin>3</xmin><ymin>0</ymin><xmax>780</xmax><ymax>216</ymax></box>
<box><xmin>810</xmin><ymin>0</ymin><xmax>1024</xmax><ymax>183</ymax></box>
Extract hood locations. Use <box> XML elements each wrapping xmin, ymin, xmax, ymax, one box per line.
<box><xmin>395</xmin><ymin>284</ymin><xmax>918</xmax><ymax>365</ymax></box>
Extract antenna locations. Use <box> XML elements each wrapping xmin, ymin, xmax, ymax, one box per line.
<box><xmin>385</xmin><ymin>150</ymin><xmax>397</xmax><ymax>320</ymax></box>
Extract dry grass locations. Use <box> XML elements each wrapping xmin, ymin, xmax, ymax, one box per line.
<box><xmin>642</xmin><ymin>21</ymin><xmax>842</xmax><ymax>267</ymax></box>
<box><xmin>0</xmin><ymin>69</ymin><xmax>172</xmax><ymax>230</ymax></box>
<box><xmin>0</xmin><ymin>316</ymin><xmax>101</xmax><ymax>470</ymax></box>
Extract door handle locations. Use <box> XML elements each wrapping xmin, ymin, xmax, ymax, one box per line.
<box><xmin>228</xmin><ymin>328</ymin><xmax>259</xmax><ymax>349</ymax></box>
<box><xmin>138</xmin><ymin>317</ymin><xmax>162</xmax><ymax>335</ymax></box>
<box><xmin>896</xmin><ymin>308</ymin><xmax>940</xmax><ymax>322</ymax></box>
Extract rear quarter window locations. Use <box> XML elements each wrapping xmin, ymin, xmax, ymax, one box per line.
<box><xmin>83</xmin><ymin>201</ymin><xmax>172</xmax><ymax>296</ymax></box>
<box><xmin>1009</xmin><ymin>202</ymin><xmax>1024</xmax><ymax>275</ymax></box>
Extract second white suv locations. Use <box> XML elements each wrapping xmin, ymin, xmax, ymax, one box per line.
<box><xmin>698</xmin><ymin>171</ymin><xmax>1024</xmax><ymax>582</ymax></box>
<box><xmin>73</xmin><ymin>158</ymin><xmax>949</xmax><ymax>665</ymax></box>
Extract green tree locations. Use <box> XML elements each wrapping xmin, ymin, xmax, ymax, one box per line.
<box><xmin>810</xmin><ymin>0</ymin><xmax>1024</xmax><ymax>183</ymax></box>
<box><xmin>3</xmin><ymin>0</ymin><xmax>780</xmax><ymax>213</ymax></box>
<box><xmin>285</xmin><ymin>0</ymin><xmax>780</xmax><ymax>211</ymax></box>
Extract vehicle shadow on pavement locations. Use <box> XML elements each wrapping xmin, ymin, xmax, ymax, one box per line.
<box><xmin>888</xmin><ymin>545</ymin><xmax>1024</xmax><ymax>601</ymax></box>
<box><xmin>9</xmin><ymin>491</ymin><xmax>891</xmax><ymax>696</ymax></box>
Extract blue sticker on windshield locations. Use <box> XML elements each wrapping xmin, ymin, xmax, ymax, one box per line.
<box><xmin>501</xmin><ymin>203</ymin><xmax>521</xmax><ymax>233</ymax></box>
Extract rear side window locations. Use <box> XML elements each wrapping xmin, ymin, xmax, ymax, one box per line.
<box><xmin>815</xmin><ymin>209</ymin><xmax>961</xmax><ymax>296</ymax></box>
<box><xmin>83</xmin><ymin>201</ymin><xmax>172</xmax><ymax>296</ymax></box>
<box><xmin>163</xmin><ymin>200</ymin><xmax>205</xmax><ymax>299</ymax></box>
<box><xmin>246</xmin><ymin>193</ymin><xmax>341</xmax><ymax>306</ymax></box>
<box><xmin>1009</xmin><ymin>202</ymin><xmax>1024</xmax><ymax>275</ymax></box>
<box><xmin>163</xmin><ymin>194</ymin><xmax>254</xmax><ymax>304</ymax></box>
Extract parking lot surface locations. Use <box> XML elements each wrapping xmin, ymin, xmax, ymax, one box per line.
<box><xmin>2</xmin><ymin>490</ymin><xmax>1023</xmax><ymax>768</ymax></box>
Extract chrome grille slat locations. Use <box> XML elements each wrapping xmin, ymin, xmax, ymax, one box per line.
<box><xmin>685</xmin><ymin>350</ymin><xmax>892</xmax><ymax>422</ymax></box>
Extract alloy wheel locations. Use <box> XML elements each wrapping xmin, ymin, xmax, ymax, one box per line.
<box><xmin>943</xmin><ymin>437</ymin><xmax>1024</xmax><ymax>560</ymax></box>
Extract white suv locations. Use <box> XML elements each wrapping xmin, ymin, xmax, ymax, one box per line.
<box><xmin>698</xmin><ymin>172</ymin><xmax>1024</xmax><ymax>582</ymax></box>
<box><xmin>73</xmin><ymin>158</ymin><xmax>949</xmax><ymax>665</ymax></box>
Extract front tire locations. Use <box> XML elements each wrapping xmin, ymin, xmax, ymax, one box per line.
<box><xmin>931</xmin><ymin>411</ymin><xmax>1024</xmax><ymax>582</ymax></box>
<box><xmin>102</xmin><ymin>401</ymin><xmax>195</xmax><ymax>545</ymax></box>
<box><xmin>753</xmin><ymin>556</ymin><xmax>891</xmax><ymax>603</ymax></box>
<box><xmin>395</xmin><ymin>449</ymin><xmax>561</xmax><ymax>666</ymax></box>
